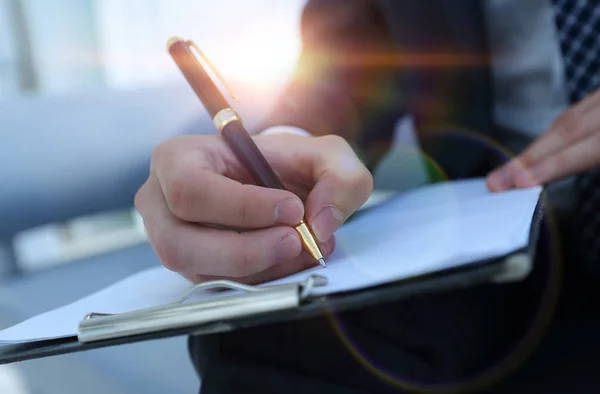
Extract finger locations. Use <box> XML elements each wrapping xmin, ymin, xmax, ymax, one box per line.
<box><xmin>519</xmin><ymin>133</ymin><xmax>600</xmax><ymax>186</ymax></box>
<box><xmin>304</xmin><ymin>135</ymin><xmax>374</xmax><ymax>242</ymax></box>
<box><xmin>487</xmin><ymin>94</ymin><xmax>600</xmax><ymax>191</ymax></box>
<box><xmin>578</xmin><ymin>86</ymin><xmax>600</xmax><ymax>115</ymax></box>
<box><xmin>136</xmin><ymin>175</ymin><xmax>304</xmax><ymax>278</ymax></box>
<box><xmin>252</xmin><ymin>133</ymin><xmax>373</xmax><ymax>242</ymax></box>
<box><xmin>486</xmin><ymin>159</ymin><xmax>522</xmax><ymax>192</ymax></box>
<box><xmin>153</xmin><ymin>143</ymin><xmax>304</xmax><ymax>228</ymax></box>
<box><xmin>518</xmin><ymin>93</ymin><xmax>600</xmax><ymax>167</ymax></box>
<box><xmin>184</xmin><ymin>236</ymin><xmax>337</xmax><ymax>285</ymax></box>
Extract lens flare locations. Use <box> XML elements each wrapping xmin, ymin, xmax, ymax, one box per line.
<box><xmin>316</xmin><ymin>127</ymin><xmax>564</xmax><ymax>393</ymax></box>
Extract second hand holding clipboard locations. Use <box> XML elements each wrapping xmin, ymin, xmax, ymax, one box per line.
<box><xmin>166</xmin><ymin>37</ymin><xmax>326</xmax><ymax>267</ymax></box>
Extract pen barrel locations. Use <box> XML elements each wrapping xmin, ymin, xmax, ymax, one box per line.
<box><xmin>166</xmin><ymin>37</ymin><xmax>324</xmax><ymax>265</ymax></box>
<box><xmin>168</xmin><ymin>40</ymin><xmax>228</xmax><ymax>117</ymax></box>
<box><xmin>221</xmin><ymin>121</ymin><xmax>285</xmax><ymax>189</ymax></box>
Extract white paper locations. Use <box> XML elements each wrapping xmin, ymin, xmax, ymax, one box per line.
<box><xmin>0</xmin><ymin>179</ymin><xmax>542</xmax><ymax>344</ymax></box>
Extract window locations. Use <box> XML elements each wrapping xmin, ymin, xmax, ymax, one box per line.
<box><xmin>3</xmin><ymin>0</ymin><xmax>308</xmax><ymax>271</ymax></box>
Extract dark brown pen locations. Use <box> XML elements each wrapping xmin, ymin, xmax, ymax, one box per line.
<box><xmin>167</xmin><ymin>37</ymin><xmax>326</xmax><ymax>268</ymax></box>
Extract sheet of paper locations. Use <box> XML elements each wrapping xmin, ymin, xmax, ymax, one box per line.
<box><xmin>0</xmin><ymin>179</ymin><xmax>542</xmax><ymax>344</ymax></box>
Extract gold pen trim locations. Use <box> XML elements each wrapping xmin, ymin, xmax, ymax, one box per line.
<box><xmin>295</xmin><ymin>220</ymin><xmax>325</xmax><ymax>267</ymax></box>
<box><xmin>213</xmin><ymin>108</ymin><xmax>241</xmax><ymax>133</ymax></box>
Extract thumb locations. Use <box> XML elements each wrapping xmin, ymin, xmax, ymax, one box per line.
<box><xmin>304</xmin><ymin>136</ymin><xmax>373</xmax><ymax>242</ymax></box>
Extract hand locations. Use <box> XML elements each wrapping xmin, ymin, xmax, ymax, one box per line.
<box><xmin>134</xmin><ymin>132</ymin><xmax>373</xmax><ymax>284</ymax></box>
<box><xmin>486</xmin><ymin>87</ymin><xmax>600</xmax><ymax>192</ymax></box>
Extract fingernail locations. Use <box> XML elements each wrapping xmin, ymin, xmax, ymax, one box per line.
<box><xmin>487</xmin><ymin>168</ymin><xmax>510</xmax><ymax>191</ymax></box>
<box><xmin>320</xmin><ymin>236</ymin><xmax>336</xmax><ymax>256</ymax></box>
<box><xmin>275</xmin><ymin>233</ymin><xmax>302</xmax><ymax>262</ymax></box>
<box><xmin>275</xmin><ymin>198</ymin><xmax>304</xmax><ymax>224</ymax></box>
<box><xmin>311</xmin><ymin>206</ymin><xmax>345</xmax><ymax>243</ymax></box>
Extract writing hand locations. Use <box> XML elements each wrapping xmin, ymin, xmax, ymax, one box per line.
<box><xmin>134</xmin><ymin>132</ymin><xmax>373</xmax><ymax>284</ymax></box>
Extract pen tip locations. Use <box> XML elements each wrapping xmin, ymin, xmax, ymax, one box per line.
<box><xmin>318</xmin><ymin>258</ymin><xmax>326</xmax><ymax>268</ymax></box>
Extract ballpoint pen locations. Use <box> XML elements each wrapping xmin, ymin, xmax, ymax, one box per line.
<box><xmin>166</xmin><ymin>37</ymin><xmax>326</xmax><ymax>268</ymax></box>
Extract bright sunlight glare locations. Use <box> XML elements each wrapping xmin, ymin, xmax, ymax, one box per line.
<box><xmin>95</xmin><ymin>0</ymin><xmax>306</xmax><ymax>97</ymax></box>
<box><xmin>214</xmin><ymin>29</ymin><xmax>301</xmax><ymax>89</ymax></box>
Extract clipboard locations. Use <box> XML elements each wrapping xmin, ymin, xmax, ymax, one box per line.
<box><xmin>0</xmin><ymin>258</ymin><xmax>521</xmax><ymax>365</ymax></box>
<box><xmin>0</xmin><ymin>195</ymin><xmax>547</xmax><ymax>366</ymax></box>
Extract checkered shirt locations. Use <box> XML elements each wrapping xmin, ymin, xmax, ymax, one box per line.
<box><xmin>552</xmin><ymin>0</ymin><xmax>600</xmax><ymax>272</ymax></box>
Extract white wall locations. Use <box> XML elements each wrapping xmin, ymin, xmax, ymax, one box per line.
<box><xmin>1</xmin><ymin>0</ymin><xmax>308</xmax><ymax>99</ymax></box>
<box><xmin>93</xmin><ymin>0</ymin><xmax>307</xmax><ymax>93</ymax></box>
<box><xmin>20</xmin><ymin>0</ymin><xmax>104</xmax><ymax>94</ymax></box>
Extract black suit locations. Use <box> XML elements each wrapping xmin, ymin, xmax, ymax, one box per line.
<box><xmin>190</xmin><ymin>1</ymin><xmax>600</xmax><ymax>393</ymax></box>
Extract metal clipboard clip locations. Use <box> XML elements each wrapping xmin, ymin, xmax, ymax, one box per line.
<box><xmin>77</xmin><ymin>274</ymin><xmax>328</xmax><ymax>343</ymax></box>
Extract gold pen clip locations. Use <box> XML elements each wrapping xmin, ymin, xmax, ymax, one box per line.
<box><xmin>186</xmin><ymin>40</ymin><xmax>239</xmax><ymax>102</ymax></box>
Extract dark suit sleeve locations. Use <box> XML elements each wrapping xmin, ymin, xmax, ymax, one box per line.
<box><xmin>258</xmin><ymin>0</ymin><xmax>405</xmax><ymax>171</ymax></box>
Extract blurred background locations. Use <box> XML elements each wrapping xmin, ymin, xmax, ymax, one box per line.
<box><xmin>0</xmin><ymin>0</ymin><xmax>306</xmax><ymax>274</ymax></box>
<box><xmin>0</xmin><ymin>0</ymin><xmax>426</xmax><ymax>393</ymax></box>
<box><xmin>0</xmin><ymin>1</ymin><xmax>306</xmax><ymax>393</ymax></box>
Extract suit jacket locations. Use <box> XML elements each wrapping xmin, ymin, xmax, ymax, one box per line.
<box><xmin>191</xmin><ymin>4</ymin><xmax>600</xmax><ymax>393</ymax></box>
<box><xmin>261</xmin><ymin>0</ymin><xmax>497</xmax><ymax>180</ymax></box>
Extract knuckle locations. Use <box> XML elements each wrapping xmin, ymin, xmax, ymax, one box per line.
<box><xmin>345</xmin><ymin>165</ymin><xmax>374</xmax><ymax>196</ymax></box>
<box><xmin>150</xmin><ymin>139</ymin><xmax>174</xmax><ymax>169</ymax></box>
<box><xmin>150</xmin><ymin>136</ymin><xmax>197</xmax><ymax>177</ymax></box>
<box><xmin>164</xmin><ymin>171</ymin><xmax>194</xmax><ymax>219</ymax></box>
<box><xmin>317</xmin><ymin>134</ymin><xmax>373</xmax><ymax>197</ymax></box>
<box><xmin>153</xmin><ymin>232</ymin><xmax>182</xmax><ymax>272</ymax></box>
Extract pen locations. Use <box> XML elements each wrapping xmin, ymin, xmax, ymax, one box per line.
<box><xmin>166</xmin><ymin>37</ymin><xmax>326</xmax><ymax>268</ymax></box>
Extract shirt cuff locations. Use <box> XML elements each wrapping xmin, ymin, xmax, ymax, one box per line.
<box><xmin>259</xmin><ymin>126</ymin><xmax>312</xmax><ymax>137</ymax></box>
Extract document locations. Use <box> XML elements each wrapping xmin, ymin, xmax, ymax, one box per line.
<box><xmin>0</xmin><ymin>179</ymin><xmax>542</xmax><ymax>344</ymax></box>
